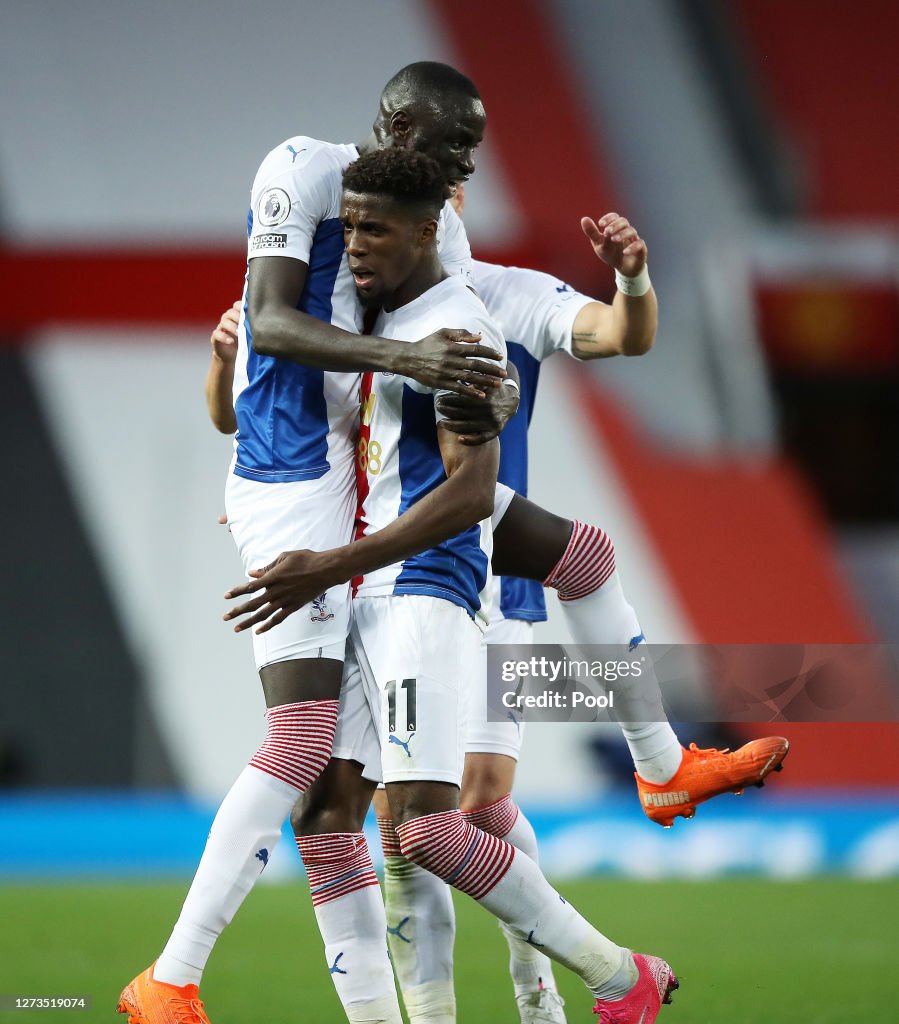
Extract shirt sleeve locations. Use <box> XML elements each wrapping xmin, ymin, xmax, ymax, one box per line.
<box><xmin>247</xmin><ymin>142</ymin><xmax>336</xmax><ymax>264</ymax></box>
<box><xmin>472</xmin><ymin>261</ymin><xmax>595</xmax><ymax>362</ymax></box>
<box><xmin>437</xmin><ymin>202</ymin><xmax>474</xmax><ymax>285</ymax></box>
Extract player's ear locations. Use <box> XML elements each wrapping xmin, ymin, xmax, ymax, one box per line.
<box><xmin>419</xmin><ymin>218</ymin><xmax>438</xmax><ymax>245</ymax></box>
<box><xmin>388</xmin><ymin>109</ymin><xmax>412</xmax><ymax>145</ymax></box>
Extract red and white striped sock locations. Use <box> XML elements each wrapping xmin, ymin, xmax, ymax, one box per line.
<box><xmin>377</xmin><ymin>815</ymin><xmax>402</xmax><ymax>858</ymax></box>
<box><xmin>378</xmin><ymin>816</ymin><xmax>456</xmax><ymax>1024</ymax></box>
<box><xmin>154</xmin><ymin>700</ymin><xmax>338</xmax><ymax>988</ymax></box>
<box><xmin>396</xmin><ymin>809</ymin><xmax>515</xmax><ymax>900</ymax></box>
<box><xmin>296</xmin><ymin>831</ymin><xmax>380</xmax><ymax>905</ymax></box>
<box><xmin>547</xmin><ymin>527</ymin><xmax>682</xmax><ymax>784</ymax></box>
<box><xmin>463</xmin><ymin>796</ymin><xmax>560</xmax><ymax>999</ymax></box>
<box><xmin>397</xmin><ymin>809</ymin><xmax>632</xmax><ymax>999</ymax></box>
<box><xmin>249</xmin><ymin>700</ymin><xmax>339</xmax><ymax>790</ymax></box>
<box><xmin>543</xmin><ymin>520</ymin><xmax>616</xmax><ymax>601</ymax></box>
<box><xmin>461</xmin><ymin>793</ymin><xmax>519</xmax><ymax>837</ymax></box>
<box><xmin>297</xmin><ymin>832</ymin><xmax>402</xmax><ymax>1023</ymax></box>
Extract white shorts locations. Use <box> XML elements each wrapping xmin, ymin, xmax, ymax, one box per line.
<box><xmin>466</xmin><ymin>615</ymin><xmax>533</xmax><ymax>759</ymax></box>
<box><xmin>333</xmin><ymin>595</ymin><xmax>483</xmax><ymax>786</ymax></box>
<box><xmin>224</xmin><ymin>462</ymin><xmax>355</xmax><ymax>670</ymax></box>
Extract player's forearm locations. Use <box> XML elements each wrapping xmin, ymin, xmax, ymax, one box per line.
<box><xmin>325</xmin><ymin>462</ymin><xmax>497</xmax><ymax>584</ymax></box>
<box><xmin>205</xmin><ymin>354</ymin><xmax>238</xmax><ymax>434</ymax></box>
<box><xmin>610</xmin><ymin>287</ymin><xmax>657</xmax><ymax>356</ymax></box>
<box><xmin>250</xmin><ymin>306</ymin><xmax>408</xmax><ymax>373</ymax></box>
<box><xmin>571</xmin><ymin>290</ymin><xmax>657</xmax><ymax>359</ymax></box>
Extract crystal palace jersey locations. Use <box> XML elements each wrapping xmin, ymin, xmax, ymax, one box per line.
<box><xmin>470</xmin><ymin>259</ymin><xmax>593</xmax><ymax>622</ymax></box>
<box><xmin>354</xmin><ymin>275</ymin><xmax>507</xmax><ymax>627</ymax></box>
<box><xmin>231</xmin><ymin>136</ymin><xmax>473</xmax><ymax>485</ymax></box>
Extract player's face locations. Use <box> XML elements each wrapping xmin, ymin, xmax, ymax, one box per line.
<box><xmin>400</xmin><ymin>97</ymin><xmax>486</xmax><ymax>197</ymax></box>
<box><xmin>341</xmin><ymin>193</ymin><xmax>434</xmax><ymax>308</ymax></box>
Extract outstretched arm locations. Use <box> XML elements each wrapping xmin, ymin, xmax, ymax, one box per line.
<box><xmin>249</xmin><ymin>257</ymin><xmax>505</xmax><ymax>397</ymax></box>
<box><xmin>223</xmin><ymin>427</ymin><xmax>499</xmax><ymax>634</ymax></box>
<box><xmin>569</xmin><ymin>212</ymin><xmax>658</xmax><ymax>359</ymax></box>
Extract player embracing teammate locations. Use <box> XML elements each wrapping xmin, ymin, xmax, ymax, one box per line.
<box><xmin>118</xmin><ymin>61</ymin><xmax>787</xmax><ymax>1024</ymax></box>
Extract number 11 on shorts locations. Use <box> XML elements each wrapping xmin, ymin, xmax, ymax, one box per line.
<box><xmin>386</xmin><ymin>678</ymin><xmax>417</xmax><ymax>732</ymax></box>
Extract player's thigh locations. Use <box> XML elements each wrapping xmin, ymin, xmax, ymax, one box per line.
<box><xmin>492</xmin><ymin>493</ymin><xmax>572</xmax><ymax>580</ymax></box>
<box><xmin>225</xmin><ymin>471</ymin><xmax>354</xmax><ymax>671</ymax></box>
<box><xmin>465</xmin><ymin>616</ymin><xmax>532</xmax><ymax>764</ymax></box>
<box><xmin>353</xmin><ymin>595</ymin><xmax>480</xmax><ymax>789</ymax></box>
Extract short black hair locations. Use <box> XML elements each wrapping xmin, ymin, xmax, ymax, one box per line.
<box><xmin>343</xmin><ymin>149</ymin><xmax>446</xmax><ymax>216</ymax></box>
<box><xmin>380</xmin><ymin>61</ymin><xmax>480</xmax><ymax>110</ymax></box>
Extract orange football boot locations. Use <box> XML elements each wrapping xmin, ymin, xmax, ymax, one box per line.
<box><xmin>636</xmin><ymin>736</ymin><xmax>790</xmax><ymax>827</ymax></box>
<box><xmin>117</xmin><ymin>963</ymin><xmax>211</xmax><ymax>1024</ymax></box>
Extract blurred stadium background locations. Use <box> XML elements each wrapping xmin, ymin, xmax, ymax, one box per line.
<box><xmin>1</xmin><ymin>1</ymin><xmax>898</xmax><ymax>1020</ymax></box>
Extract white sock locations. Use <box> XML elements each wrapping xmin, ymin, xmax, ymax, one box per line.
<box><xmin>155</xmin><ymin>699</ymin><xmax>338</xmax><ymax>986</ymax></box>
<box><xmin>383</xmin><ymin>857</ymin><xmax>456</xmax><ymax>1024</ymax></box>
<box><xmin>478</xmin><ymin>848</ymin><xmax>634</xmax><ymax>999</ymax></box>
<box><xmin>298</xmin><ymin>832</ymin><xmax>403</xmax><ymax>1024</ymax></box>
<box><xmin>463</xmin><ymin>797</ymin><xmax>560</xmax><ymax>1000</ymax></box>
<box><xmin>377</xmin><ymin>809</ymin><xmax>457</xmax><ymax>1024</ymax></box>
<box><xmin>155</xmin><ymin>766</ymin><xmax>298</xmax><ymax>986</ymax></box>
<box><xmin>397</xmin><ymin>811</ymin><xmax>635</xmax><ymax>1001</ymax></box>
<box><xmin>560</xmin><ymin>571</ymin><xmax>682</xmax><ymax>783</ymax></box>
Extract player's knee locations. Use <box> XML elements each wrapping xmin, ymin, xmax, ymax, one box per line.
<box><xmin>249</xmin><ymin>700</ymin><xmax>339</xmax><ymax>793</ymax></box>
<box><xmin>544</xmin><ymin>519</ymin><xmax>616</xmax><ymax>600</ymax></box>
<box><xmin>388</xmin><ymin>781</ymin><xmax>458</xmax><ymax>829</ymax></box>
<box><xmin>460</xmin><ymin>753</ymin><xmax>516</xmax><ymax>812</ymax></box>
<box><xmin>460</xmin><ymin>784</ymin><xmax>508</xmax><ymax>814</ymax></box>
<box><xmin>395</xmin><ymin>808</ymin><xmax>464</xmax><ymax>870</ymax></box>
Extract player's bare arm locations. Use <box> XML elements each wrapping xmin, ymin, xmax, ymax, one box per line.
<box><xmin>569</xmin><ymin>212</ymin><xmax>658</xmax><ymax>359</ymax></box>
<box><xmin>249</xmin><ymin>256</ymin><xmax>505</xmax><ymax>397</ymax></box>
<box><xmin>435</xmin><ymin>360</ymin><xmax>521</xmax><ymax>445</ymax></box>
<box><xmin>205</xmin><ymin>300</ymin><xmax>241</xmax><ymax>434</ymax></box>
<box><xmin>223</xmin><ymin>428</ymin><xmax>499</xmax><ymax>635</ymax></box>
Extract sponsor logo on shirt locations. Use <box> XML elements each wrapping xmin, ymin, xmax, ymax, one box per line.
<box><xmin>251</xmin><ymin>232</ymin><xmax>288</xmax><ymax>251</ymax></box>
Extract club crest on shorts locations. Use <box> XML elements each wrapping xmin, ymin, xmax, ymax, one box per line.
<box><xmin>310</xmin><ymin>592</ymin><xmax>335</xmax><ymax>623</ymax></box>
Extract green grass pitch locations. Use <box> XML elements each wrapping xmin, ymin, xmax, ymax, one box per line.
<box><xmin>1</xmin><ymin>878</ymin><xmax>896</xmax><ymax>1022</ymax></box>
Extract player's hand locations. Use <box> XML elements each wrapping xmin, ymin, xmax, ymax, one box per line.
<box><xmin>211</xmin><ymin>300</ymin><xmax>242</xmax><ymax>363</ymax></box>
<box><xmin>399</xmin><ymin>329</ymin><xmax>506</xmax><ymax>398</ymax></box>
<box><xmin>581</xmin><ymin>213</ymin><xmax>648</xmax><ymax>279</ymax></box>
<box><xmin>223</xmin><ymin>549</ymin><xmax>339</xmax><ymax>635</ymax></box>
<box><xmin>436</xmin><ymin>382</ymin><xmax>519</xmax><ymax>445</ymax></box>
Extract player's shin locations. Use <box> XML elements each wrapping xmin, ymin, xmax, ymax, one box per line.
<box><xmin>396</xmin><ymin>810</ymin><xmax>637</xmax><ymax>1001</ymax></box>
<box><xmin>462</xmin><ymin>796</ymin><xmax>562</xmax><ymax>1003</ymax></box>
<box><xmin>378</xmin><ymin>816</ymin><xmax>456</xmax><ymax>1024</ymax></box>
<box><xmin>545</xmin><ymin>527</ymin><xmax>682</xmax><ymax>784</ymax></box>
<box><xmin>297</xmin><ymin>832</ymin><xmax>403</xmax><ymax>1024</ymax></box>
<box><xmin>154</xmin><ymin>700</ymin><xmax>339</xmax><ymax>987</ymax></box>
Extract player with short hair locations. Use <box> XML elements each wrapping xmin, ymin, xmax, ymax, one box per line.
<box><xmin>117</xmin><ymin>61</ymin><xmax>510</xmax><ymax>1024</ymax></box>
<box><xmin>224</xmin><ymin>199</ymin><xmax>788</xmax><ymax>1024</ymax></box>
<box><xmin>279</xmin><ymin>145</ymin><xmax>678</xmax><ymax>1024</ymax></box>
<box><xmin>136</xmin><ymin>55</ymin><xmax>786</xmax><ymax>1023</ymax></box>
